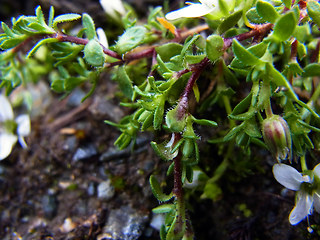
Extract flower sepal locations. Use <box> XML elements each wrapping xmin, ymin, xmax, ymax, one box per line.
<box><xmin>262</xmin><ymin>115</ymin><xmax>292</xmax><ymax>162</ymax></box>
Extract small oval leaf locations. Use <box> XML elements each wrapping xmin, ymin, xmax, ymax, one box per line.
<box><xmin>83</xmin><ymin>39</ymin><xmax>105</xmax><ymax>67</ymax></box>
<box><xmin>53</xmin><ymin>13</ymin><xmax>81</xmax><ymax>29</ymax></box>
<box><xmin>272</xmin><ymin>11</ymin><xmax>297</xmax><ymax>41</ymax></box>
<box><xmin>206</xmin><ymin>35</ymin><xmax>224</xmax><ymax>62</ymax></box>
<box><xmin>149</xmin><ymin>175</ymin><xmax>173</xmax><ymax>202</ymax></box>
<box><xmin>256</xmin><ymin>0</ymin><xmax>279</xmax><ymax>23</ymax></box>
<box><xmin>307</xmin><ymin>1</ymin><xmax>320</xmax><ymax>28</ymax></box>
<box><xmin>116</xmin><ymin>26</ymin><xmax>147</xmax><ymax>54</ymax></box>
<box><xmin>232</xmin><ymin>39</ymin><xmax>261</xmax><ymax>66</ymax></box>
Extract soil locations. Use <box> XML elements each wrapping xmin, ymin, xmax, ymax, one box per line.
<box><xmin>0</xmin><ymin>1</ymin><xmax>319</xmax><ymax>240</ymax></box>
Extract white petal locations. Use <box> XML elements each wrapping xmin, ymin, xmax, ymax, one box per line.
<box><xmin>313</xmin><ymin>163</ymin><xmax>320</xmax><ymax>178</ymax></box>
<box><xmin>97</xmin><ymin>28</ymin><xmax>109</xmax><ymax>49</ymax></box>
<box><xmin>0</xmin><ymin>132</ymin><xmax>18</xmax><ymax>160</ymax></box>
<box><xmin>313</xmin><ymin>192</ymin><xmax>320</xmax><ymax>213</ymax></box>
<box><xmin>18</xmin><ymin>136</ymin><xmax>27</xmax><ymax>149</ymax></box>
<box><xmin>16</xmin><ymin>114</ymin><xmax>31</xmax><ymax>137</ymax></box>
<box><xmin>100</xmin><ymin>0</ymin><xmax>126</xmax><ymax>18</ymax></box>
<box><xmin>0</xmin><ymin>95</ymin><xmax>14</xmax><ymax>121</ymax></box>
<box><xmin>272</xmin><ymin>164</ymin><xmax>305</xmax><ymax>190</ymax></box>
<box><xmin>165</xmin><ymin>3</ymin><xmax>214</xmax><ymax>20</ymax></box>
<box><xmin>289</xmin><ymin>192</ymin><xmax>313</xmax><ymax>225</ymax></box>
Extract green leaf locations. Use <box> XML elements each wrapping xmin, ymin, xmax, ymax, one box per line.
<box><xmin>256</xmin><ymin>0</ymin><xmax>280</xmax><ymax>23</ymax></box>
<box><xmin>27</xmin><ymin>38</ymin><xmax>59</xmax><ymax>58</ymax></box>
<box><xmin>48</xmin><ymin>6</ymin><xmax>55</xmax><ymax>27</ymax></box>
<box><xmin>193</xmin><ymin>118</ymin><xmax>218</xmax><ymax>127</ymax></box>
<box><xmin>193</xmin><ymin>83</ymin><xmax>200</xmax><ymax>102</ymax></box>
<box><xmin>302</xmin><ymin>63</ymin><xmax>320</xmax><ymax>77</ymax></box>
<box><xmin>151</xmin><ymin>139</ymin><xmax>178</xmax><ymax>161</ymax></box>
<box><xmin>53</xmin><ymin>13</ymin><xmax>81</xmax><ymax>30</ymax></box>
<box><xmin>246</xmin><ymin>8</ymin><xmax>266</xmax><ymax>24</ymax></box>
<box><xmin>185</xmin><ymin>54</ymin><xmax>206</xmax><ymax>65</ymax></box>
<box><xmin>307</xmin><ymin>1</ymin><xmax>320</xmax><ymax>28</ymax></box>
<box><xmin>141</xmin><ymin>111</ymin><xmax>153</xmax><ymax>131</ymax></box>
<box><xmin>83</xmin><ymin>39</ymin><xmax>105</xmax><ymax>67</ymax></box>
<box><xmin>297</xmin><ymin>40</ymin><xmax>307</xmax><ymax>60</ymax></box>
<box><xmin>156</xmin><ymin>54</ymin><xmax>173</xmax><ymax>75</ymax></box>
<box><xmin>297</xmin><ymin>119</ymin><xmax>320</xmax><ymax>132</ymax></box>
<box><xmin>65</xmin><ymin>77</ymin><xmax>87</xmax><ymax>91</ymax></box>
<box><xmin>266</xmin><ymin>63</ymin><xmax>298</xmax><ymax>100</ymax></box>
<box><xmin>116</xmin><ymin>26</ymin><xmax>147</xmax><ymax>54</ymax></box>
<box><xmin>156</xmin><ymin>43</ymin><xmax>183</xmax><ymax>62</ymax></box>
<box><xmin>232</xmin><ymin>39</ymin><xmax>261</xmax><ymax>66</ymax></box>
<box><xmin>206</xmin><ymin>35</ymin><xmax>224</xmax><ymax>62</ymax></box>
<box><xmin>51</xmin><ymin>79</ymin><xmax>64</xmax><ymax>92</ymax></box>
<box><xmin>165</xmin><ymin>106</ymin><xmax>187</xmax><ymax>133</ymax></box>
<box><xmin>217</xmin><ymin>10</ymin><xmax>242</xmax><ymax>34</ymax></box>
<box><xmin>149</xmin><ymin>175</ymin><xmax>173</xmax><ymax>202</ymax></box>
<box><xmin>228</xmin><ymin>109</ymin><xmax>255</xmax><ymax>121</ymax></box>
<box><xmin>116</xmin><ymin>66</ymin><xmax>133</xmax><ymax>99</ymax></box>
<box><xmin>201</xmin><ymin>181</ymin><xmax>223</xmax><ymax>201</ymax></box>
<box><xmin>35</xmin><ymin>6</ymin><xmax>46</xmax><ymax>26</ymax></box>
<box><xmin>181</xmin><ymin>35</ymin><xmax>200</xmax><ymax>57</ymax></box>
<box><xmin>0</xmin><ymin>38</ymin><xmax>24</xmax><ymax>49</ymax></box>
<box><xmin>223</xmin><ymin>123</ymin><xmax>244</xmax><ymax>142</ymax></box>
<box><xmin>218</xmin><ymin>0</ymin><xmax>229</xmax><ymax>16</ymax></box>
<box><xmin>154</xmin><ymin>97</ymin><xmax>165</xmax><ymax>130</ymax></box>
<box><xmin>281</xmin><ymin>0</ymin><xmax>291</xmax><ymax>9</ymax></box>
<box><xmin>272</xmin><ymin>11</ymin><xmax>297</xmax><ymax>41</ymax></box>
<box><xmin>244</xmin><ymin>118</ymin><xmax>261</xmax><ymax>138</ymax></box>
<box><xmin>152</xmin><ymin>204</ymin><xmax>175</xmax><ymax>214</ymax></box>
<box><xmin>166</xmin><ymin>214</ymin><xmax>185</xmax><ymax>240</ymax></box>
<box><xmin>28</xmin><ymin>22</ymin><xmax>49</xmax><ymax>32</ymax></box>
<box><xmin>82</xmin><ymin>13</ymin><xmax>96</xmax><ymax>40</ymax></box>
<box><xmin>293</xmin><ymin>25</ymin><xmax>311</xmax><ymax>43</ymax></box>
<box><xmin>231</xmin><ymin>92</ymin><xmax>252</xmax><ymax>116</ymax></box>
<box><xmin>1</xmin><ymin>22</ymin><xmax>16</xmax><ymax>37</ymax></box>
<box><xmin>296</xmin><ymin>99</ymin><xmax>320</xmax><ymax>120</ymax></box>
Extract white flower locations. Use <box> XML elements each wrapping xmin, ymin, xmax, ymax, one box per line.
<box><xmin>96</xmin><ymin>28</ymin><xmax>109</xmax><ymax>48</ymax></box>
<box><xmin>273</xmin><ymin>163</ymin><xmax>320</xmax><ymax>225</ymax></box>
<box><xmin>0</xmin><ymin>95</ymin><xmax>30</xmax><ymax>160</ymax></box>
<box><xmin>165</xmin><ymin>0</ymin><xmax>235</xmax><ymax>20</ymax></box>
<box><xmin>100</xmin><ymin>0</ymin><xmax>126</xmax><ymax>19</ymax></box>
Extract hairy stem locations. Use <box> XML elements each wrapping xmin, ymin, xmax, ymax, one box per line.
<box><xmin>55</xmin><ymin>33</ymin><xmax>121</xmax><ymax>59</ymax></box>
<box><xmin>223</xmin><ymin>23</ymin><xmax>273</xmax><ymax>49</ymax></box>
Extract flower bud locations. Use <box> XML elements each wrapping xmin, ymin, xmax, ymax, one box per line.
<box><xmin>262</xmin><ymin>115</ymin><xmax>292</xmax><ymax>162</ymax></box>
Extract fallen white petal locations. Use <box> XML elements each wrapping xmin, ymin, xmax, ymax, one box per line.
<box><xmin>313</xmin><ymin>163</ymin><xmax>320</xmax><ymax>178</ymax></box>
<box><xmin>0</xmin><ymin>95</ymin><xmax>14</xmax><ymax>122</ymax></box>
<box><xmin>165</xmin><ymin>3</ymin><xmax>214</xmax><ymax>20</ymax></box>
<box><xmin>289</xmin><ymin>192</ymin><xmax>313</xmax><ymax>225</ymax></box>
<box><xmin>0</xmin><ymin>132</ymin><xmax>18</xmax><ymax>160</ymax></box>
<box><xmin>273</xmin><ymin>164</ymin><xmax>306</xmax><ymax>191</ymax></box>
<box><xmin>16</xmin><ymin>114</ymin><xmax>31</xmax><ymax>137</ymax></box>
<box><xmin>313</xmin><ymin>192</ymin><xmax>320</xmax><ymax>213</ymax></box>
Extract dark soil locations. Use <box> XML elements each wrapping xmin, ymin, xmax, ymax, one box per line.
<box><xmin>0</xmin><ymin>1</ymin><xmax>319</xmax><ymax>240</ymax></box>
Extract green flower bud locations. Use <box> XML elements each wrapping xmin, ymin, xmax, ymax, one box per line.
<box><xmin>262</xmin><ymin>115</ymin><xmax>292</xmax><ymax>162</ymax></box>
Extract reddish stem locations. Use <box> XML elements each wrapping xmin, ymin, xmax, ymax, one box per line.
<box><xmin>311</xmin><ymin>40</ymin><xmax>320</xmax><ymax>63</ymax></box>
<box><xmin>124</xmin><ymin>47</ymin><xmax>155</xmax><ymax>62</ymax></box>
<box><xmin>176</xmin><ymin>57</ymin><xmax>210</xmax><ymax>119</ymax></box>
<box><xmin>223</xmin><ymin>23</ymin><xmax>273</xmax><ymax>49</ymax></box>
<box><xmin>291</xmin><ymin>39</ymin><xmax>298</xmax><ymax>60</ymax></box>
<box><xmin>55</xmin><ymin>33</ymin><xmax>121</xmax><ymax>59</ymax></box>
